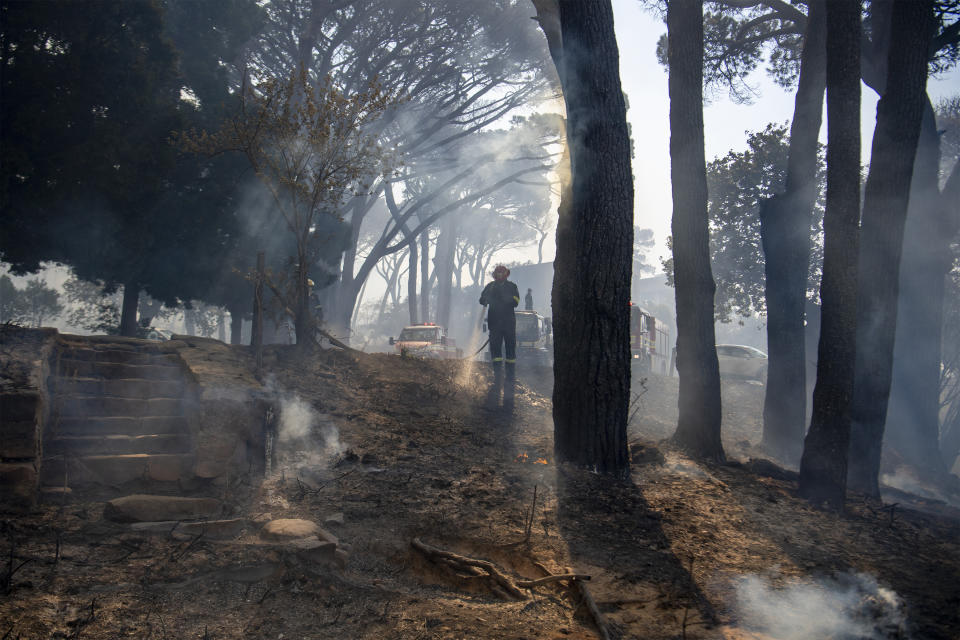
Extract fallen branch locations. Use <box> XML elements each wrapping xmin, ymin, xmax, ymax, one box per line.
<box><xmin>570</xmin><ymin>573</ymin><xmax>612</xmax><ymax>640</ymax></box>
<box><xmin>412</xmin><ymin>538</ymin><xmax>527</xmax><ymax>600</ymax></box>
<box><xmin>516</xmin><ymin>573</ymin><xmax>590</xmax><ymax>588</ymax></box>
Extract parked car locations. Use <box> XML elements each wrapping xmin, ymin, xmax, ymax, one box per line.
<box><xmin>716</xmin><ymin>344</ymin><xmax>767</xmax><ymax>381</ymax></box>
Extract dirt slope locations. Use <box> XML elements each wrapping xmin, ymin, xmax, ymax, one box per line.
<box><xmin>2</xmin><ymin>343</ymin><xmax>959</xmax><ymax>640</ymax></box>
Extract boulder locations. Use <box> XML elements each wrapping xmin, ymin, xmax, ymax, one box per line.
<box><xmin>103</xmin><ymin>494</ymin><xmax>221</xmax><ymax>523</ymax></box>
<box><xmin>260</xmin><ymin>518</ymin><xmax>319</xmax><ymax>541</ymax></box>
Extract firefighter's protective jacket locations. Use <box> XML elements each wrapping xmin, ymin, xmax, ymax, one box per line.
<box><xmin>480</xmin><ymin>280</ymin><xmax>520</xmax><ymax>330</ymax></box>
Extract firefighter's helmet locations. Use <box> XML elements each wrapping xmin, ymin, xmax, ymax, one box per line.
<box><xmin>492</xmin><ymin>264</ymin><xmax>510</xmax><ymax>280</ymax></box>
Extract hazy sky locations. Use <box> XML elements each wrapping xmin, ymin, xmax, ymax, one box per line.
<box><xmin>611</xmin><ymin>0</ymin><xmax>960</xmax><ymax>269</ymax></box>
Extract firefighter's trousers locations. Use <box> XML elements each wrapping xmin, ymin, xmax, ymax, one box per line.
<box><xmin>489</xmin><ymin>324</ymin><xmax>516</xmax><ymax>365</ymax></box>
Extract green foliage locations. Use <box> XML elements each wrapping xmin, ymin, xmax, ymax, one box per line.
<box><xmin>0</xmin><ymin>276</ymin><xmax>62</xmax><ymax>327</ymax></box>
<box><xmin>663</xmin><ymin>123</ymin><xmax>825</xmax><ymax>322</ymax></box>
<box><xmin>0</xmin><ymin>0</ymin><xmax>260</xmax><ymax>315</ymax></box>
<box><xmin>655</xmin><ymin>3</ymin><xmax>805</xmax><ymax>102</ymax></box>
<box><xmin>0</xmin><ymin>276</ymin><xmax>24</xmax><ymax>324</ymax></box>
<box><xmin>178</xmin><ymin>68</ymin><xmax>398</xmax><ymax>343</ymax></box>
<box><xmin>63</xmin><ymin>277</ymin><xmax>121</xmax><ymax>334</ymax></box>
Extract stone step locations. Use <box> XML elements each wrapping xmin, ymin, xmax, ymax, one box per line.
<box><xmin>102</xmin><ymin>494</ymin><xmax>222</xmax><ymax>522</ymax></box>
<box><xmin>58</xmin><ymin>359</ymin><xmax>183</xmax><ymax>381</ymax></box>
<box><xmin>58</xmin><ymin>347</ymin><xmax>180</xmax><ymax>367</ymax></box>
<box><xmin>45</xmin><ymin>433</ymin><xmax>191</xmax><ymax>456</ymax></box>
<box><xmin>57</xmin><ymin>396</ymin><xmax>183</xmax><ymax>418</ymax></box>
<box><xmin>40</xmin><ymin>453</ymin><xmax>194</xmax><ymax>487</ymax></box>
<box><xmin>50</xmin><ymin>377</ymin><xmax>185</xmax><ymax>399</ymax></box>
<box><xmin>54</xmin><ymin>416</ymin><xmax>189</xmax><ymax>436</ymax></box>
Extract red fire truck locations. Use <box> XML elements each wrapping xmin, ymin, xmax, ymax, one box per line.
<box><xmin>630</xmin><ymin>304</ymin><xmax>671</xmax><ymax>375</ymax></box>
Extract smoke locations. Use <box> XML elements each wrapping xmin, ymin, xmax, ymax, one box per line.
<box><xmin>275</xmin><ymin>393</ymin><xmax>343</xmax><ymax>457</ymax></box>
<box><xmin>881</xmin><ymin>467</ymin><xmax>959</xmax><ymax>508</ymax></box>
<box><xmin>262</xmin><ymin>375</ymin><xmax>344</xmax><ymax>465</ymax></box>
<box><xmin>733</xmin><ymin>571</ymin><xmax>906</xmax><ymax>640</ymax></box>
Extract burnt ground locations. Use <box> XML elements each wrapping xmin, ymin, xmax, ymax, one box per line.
<box><xmin>2</xmin><ymin>343</ymin><xmax>960</xmax><ymax>640</ymax></box>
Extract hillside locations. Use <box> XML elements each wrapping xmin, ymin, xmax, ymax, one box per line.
<box><xmin>2</xmin><ymin>340</ymin><xmax>959</xmax><ymax>640</ymax></box>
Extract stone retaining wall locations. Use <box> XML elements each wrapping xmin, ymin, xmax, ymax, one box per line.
<box><xmin>0</xmin><ymin>327</ymin><xmax>58</xmax><ymax>510</ymax></box>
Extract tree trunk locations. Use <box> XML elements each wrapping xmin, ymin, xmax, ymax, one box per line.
<box><xmin>534</xmin><ymin>0</ymin><xmax>633</xmax><ymax>477</ymax></box>
<box><xmin>798</xmin><ymin>0</ymin><xmax>861</xmax><ymax>510</ymax></box>
<box><xmin>666</xmin><ymin>0</ymin><xmax>724</xmax><ymax>462</ymax></box>
<box><xmin>435</xmin><ymin>215</ymin><xmax>457</xmax><ymax>329</ymax></box>
<box><xmin>420</xmin><ymin>230</ymin><xmax>430</xmax><ymax>323</ymax></box>
<box><xmin>119</xmin><ymin>280</ymin><xmax>140</xmax><ymax>337</ymax></box>
<box><xmin>407</xmin><ymin>236</ymin><xmax>418</xmax><ymax>325</ymax></box>
<box><xmin>292</xmin><ymin>255</ymin><xmax>316</xmax><ymax>348</ymax></box>
<box><xmin>883</xmin><ymin>99</ymin><xmax>954</xmax><ymax>479</ymax></box>
<box><xmin>846</xmin><ymin>0</ymin><xmax>933</xmax><ymax>498</ymax></box>
<box><xmin>228</xmin><ymin>304</ymin><xmax>243</xmax><ymax>345</ymax></box>
<box><xmin>759</xmin><ymin>0</ymin><xmax>826</xmax><ymax>467</ymax></box>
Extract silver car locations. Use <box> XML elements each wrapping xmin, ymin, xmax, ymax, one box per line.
<box><xmin>716</xmin><ymin>344</ymin><xmax>768</xmax><ymax>381</ymax></box>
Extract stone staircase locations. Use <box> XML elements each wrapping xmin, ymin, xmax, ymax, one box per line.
<box><xmin>40</xmin><ymin>337</ymin><xmax>196</xmax><ymax>498</ymax></box>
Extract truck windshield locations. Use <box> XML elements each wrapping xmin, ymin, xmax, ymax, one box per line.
<box><xmin>398</xmin><ymin>328</ymin><xmax>439</xmax><ymax>342</ymax></box>
<box><xmin>516</xmin><ymin>315</ymin><xmax>540</xmax><ymax>341</ymax></box>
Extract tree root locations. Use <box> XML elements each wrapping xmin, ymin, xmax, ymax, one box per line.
<box><xmin>410</xmin><ymin>538</ymin><xmax>589</xmax><ymax>601</ymax></box>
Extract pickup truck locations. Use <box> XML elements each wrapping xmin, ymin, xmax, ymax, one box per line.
<box><xmin>389</xmin><ymin>323</ymin><xmax>463</xmax><ymax>359</ymax></box>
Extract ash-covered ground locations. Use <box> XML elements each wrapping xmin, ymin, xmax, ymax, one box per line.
<box><xmin>2</xmin><ymin>342</ymin><xmax>959</xmax><ymax>639</ymax></box>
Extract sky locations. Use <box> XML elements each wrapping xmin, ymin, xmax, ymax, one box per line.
<box><xmin>611</xmin><ymin>0</ymin><xmax>960</xmax><ymax>269</ymax></box>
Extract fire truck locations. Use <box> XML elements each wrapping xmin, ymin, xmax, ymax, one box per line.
<box><xmin>389</xmin><ymin>323</ymin><xmax>463</xmax><ymax>359</ymax></box>
<box><xmin>630</xmin><ymin>304</ymin><xmax>671</xmax><ymax>375</ymax></box>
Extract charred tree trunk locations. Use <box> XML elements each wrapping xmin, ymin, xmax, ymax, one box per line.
<box><xmin>846</xmin><ymin>0</ymin><xmax>933</xmax><ymax>498</ymax></box>
<box><xmin>435</xmin><ymin>215</ymin><xmax>457</xmax><ymax>329</ymax></box>
<box><xmin>759</xmin><ymin>0</ymin><xmax>826</xmax><ymax>466</ymax></box>
<box><xmin>292</xmin><ymin>251</ymin><xmax>316</xmax><ymax>348</ymax></box>
<box><xmin>533</xmin><ymin>0</ymin><xmax>633</xmax><ymax>477</ymax></box>
<box><xmin>407</xmin><ymin>236</ymin><xmax>418</xmax><ymax>325</ymax></box>
<box><xmin>228</xmin><ymin>303</ymin><xmax>244</xmax><ymax>345</ymax></box>
<box><xmin>119</xmin><ymin>280</ymin><xmax>139</xmax><ymax>337</ymax></box>
<box><xmin>884</xmin><ymin>100</ymin><xmax>956</xmax><ymax>479</ymax></box>
<box><xmin>798</xmin><ymin>0</ymin><xmax>861</xmax><ymax>510</ymax></box>
<box><xmin>667</xmin><ymin>0</ymin><xmax>724</xmax><ymax>461</ymax></box>
<box><xmin>420</xmin><ymin>230</ymin><xmax>430</xmax><ymax>323</ymax></box>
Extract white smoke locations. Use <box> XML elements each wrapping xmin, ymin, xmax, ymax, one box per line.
<box><xmin>734</xmin><ymin>572</ymin><xmax>906</xmax><ymax>640</ymax></box>
<box><xmin>276</xmin><ymin>392</ymin><xmax>343</xmax><ymax>457</ymax></box>
<box><xmin>881</xmin><ymin>467</ymin><xmax>959</xmax><ymax>508</ymax></box>
<box><xmin>262</xmin><ymin>375</ymin><xmax>344</xmax><ymax>462</ymax></box>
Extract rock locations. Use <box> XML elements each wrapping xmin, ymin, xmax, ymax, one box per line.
<box><xmin>130</xmin><ymin>521</ymin><xmax>181</xmax><ymax>534</ymax></box>
<box><xmin>287</xmin><ymin>536</ymin><xmax>337</xmax><ymax>565</ymax></box>
<box><xmin>103</xmin><ymin>494</ymin><xmax>222</xmax><ymax>523</ymax></box>
<box><xmin>260</xmin><ymin>518</ymin><xmax>320</xmax><ymax>541</ymax></box>
<box><xmin>0</xmin><ymin>462</ymin><xmax>38</xmax><ymax>509</ymax></box>
<box><xmin>334</xmin><ymin>548</ymin><xmax>349</xmax><ymax>570</ymax></box>
<box><xmin>315</xmin><ymin>527</ymin><xmax>338</xmax><ymax>546</ymax></box>
<box><xmin>173</xmin><ymin>518</ymin><xmax>248</xmax><ymax>541</ymax></box>
<box><xmin>323</xmin><ymin>512</ymin><xmax>345</xmax><ymax>526</ymax></box>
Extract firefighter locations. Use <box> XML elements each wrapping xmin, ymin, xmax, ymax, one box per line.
<box><xmin>479</xmin><ymin>264</ymin><xmax>520</xmax><ymax>399</ymax></box>
<box><xmin>525</xmin><ymin>288</ymin><xmax>534</xmax><ymax>311</ymax></box>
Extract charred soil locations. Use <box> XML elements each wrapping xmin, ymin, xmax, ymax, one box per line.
<box><xmin>2</xmin><ymin>342</ymin><xmax>959</xmax><ymax>639</ymax></box>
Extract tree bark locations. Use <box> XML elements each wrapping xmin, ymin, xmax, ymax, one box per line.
<box><xmin>533</xmin><ymin>0</ymin><xmax>633</xmax><ymax>477</ymax></box>
<box><xmin>119</xmin><ymin>280</ymin><xmax>140</xmax><ymax>337</ymax></box>
<box><xmin>407</xmin><ymin>235</ymin><xmax>418</xmax><ymax>325</ymax></box>
<box><xmin>759</xmin><ymin>0</ymin><xmax>826</xmax><ymax>467</ymax></box>
<box><xmin>883</xmin><ymin>99</ymin><xmax>954</xmax><ymax>479</ymax></box>
<box><xmin>667</xmin><ymin>0</ymin><xmax>724</xmax><ymax>462</ymax></box>
<box><xmin>420</xmin><ymin>229</ymin><xmax>430</xmax><ymax>323</ymax></box>
<box><xmin>798</xmin><ymin>0</ymin><xmax>861</xmax><ymax>510</ymax></box>
<box><xmin>435</xmin><ymin>215</ymin><xmax>457</xmax><ymax>329</ymax></box>
<box><xmin>228</xmin><ymin>303</ymin><xmax>243</xmax><ymax>345</ymax></box>
<box><xmin>846</xmin><ymin>0</ymin><xmax>933</xmax><ymax>498</ymax></box>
